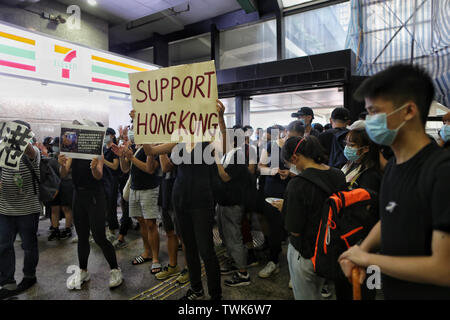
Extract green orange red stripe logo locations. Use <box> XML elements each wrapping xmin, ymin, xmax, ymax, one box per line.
<box><xmin>92</xmin><ymin>77</ymin><xmax>130</xmax><ymax>88</ymax></box>
<box><xmin>0</xmin><ymin>59</ymin><xmax>35</xmax><ymax>71</ymax></box>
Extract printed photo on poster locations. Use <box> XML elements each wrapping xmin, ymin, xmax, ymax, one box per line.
<box><xmin>0</xmin><ymin>121</ymin><xmax>34</xmax><ymax>171</ymax></box>
<box><xmin>60</xmin><ymin>123</ymin><xmax>106</xmax><ymax>160</ymax></box>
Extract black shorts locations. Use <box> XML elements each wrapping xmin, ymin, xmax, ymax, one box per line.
<box><xmin>47</xmin><ymin>179</ymin><xmax>73</xmax><ymax>207</ymax></box>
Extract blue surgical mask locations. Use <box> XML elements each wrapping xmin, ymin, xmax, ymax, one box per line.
<box><xmin>53</xmin><ymin>146</ymin><xmax>60</xmax><ymax>154</ymax></box>
<box><xmin>344</xmin><ymin>145</ymin><xmax>361</xmax><ymax>162</ymax></box>
<box><xmin>299</xmin><ymin>119</ymin><xmax>306</xmax><ymax>126</ymax></box>
<box><xmin>104</xmin><ymin>135</ymin><xmax>111</xmax><ymax>144</ymax></box>
<box><xmin>365</xmin><ymin>104</ymin><xmax>408</xmax><ymax>146</ymax></box>
<box><xmin>128</xmin><ymin>130</ymin><xmax>135</xmax><ymax>144</ymax></box>
<box><xmin>440</xmin><ymin>124</ymin><xmax>450</xmax><ymax>142</ymax></box>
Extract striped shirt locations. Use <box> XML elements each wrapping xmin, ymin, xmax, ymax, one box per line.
<box><xmin>0</xmin><ymin>146</ymin><xmax>42</xmax><ymax>216</ymax></box>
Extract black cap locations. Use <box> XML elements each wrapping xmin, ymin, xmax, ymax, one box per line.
<box><xmin>291</xmin><ymin>107</ymin><xmax>314</xmax><ymax>118</ymax></box>
<box><xmin>106</xmin><ymin>127</ymin><xmax>116</xmax><ymax>136</ymax></box>
<box><xmin>331</xmin><ymin>108</ymin><xmax>350</xmax><ymax>121</ymax></box>
<box><xmin>43</xmin><ymin>136</ymin><xmax>53</xmax><ymax>145</ymax></box>
<box><xmin>52</xmin><ymin>137</ymin><xmax>60</xmax><ymax>145</ymax></box>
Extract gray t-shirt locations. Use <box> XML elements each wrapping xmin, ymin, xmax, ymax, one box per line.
<box><xmin>0</xmin><ymin>146</ymin><xmax>42</xmax><ymax>216</ymax></box>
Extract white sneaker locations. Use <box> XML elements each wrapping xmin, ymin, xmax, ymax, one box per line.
<box><xmin>71</xmin><ymin>235</ymin><xmax>78</xmax><ymax>243</ymax></box>
<box><xmin>67</xmin><ymin>270</ymin><xmax>90</xmax><ymax>290</ymax></box>
<box><xmin>109</xmin><ymin>268</ymin><xmax>123</xmax><ymax>288</ymax></box>
<box><xmin>258</xmin><ymin>261</ymin><xmax>280</xmax><ymax>278</ymax></box>
<box><xmin>106</xmin><ymin>229</ymin><xmax>116</xmax><ymax>243</ymax></box>
<box><xmin>289</xmin><ymin>279</ymin><xmax>293</xmax><ymax>289</ymax></box>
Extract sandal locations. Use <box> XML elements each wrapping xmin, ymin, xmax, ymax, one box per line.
<box><xmin>151</xmin><ymin>262</ymin><xmax>162</xmax><ymax>275</ymax></box>
<box><xmin>132</xmin><ymin>255</ymin><xmax>152</xmax><ymax>265</ymax></box>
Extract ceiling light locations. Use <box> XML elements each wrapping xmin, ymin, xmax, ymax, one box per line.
<box><xmin>282</xmin><ymin>0</ymin><xmax>315</xmax><ymax>8</ymax></box>
<box><xmin>87</xmin><ymin>0</ymin><xmax>97</xmax><ymax>6</ymax></box>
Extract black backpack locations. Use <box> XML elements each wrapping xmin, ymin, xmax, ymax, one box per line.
<box><xmin>299</xmin><ymin>174</ymin><xmax>378</xmax><ymax>281</ymax></box>
<box><xmin>328</xmin><ymin>128</ymin><xmax>349</xmax><ymax>169</ymax></box>
<box><xmin>24</xmin><ymin>155</ymin><xmax>61</xmax><ymax>203</ymax></box>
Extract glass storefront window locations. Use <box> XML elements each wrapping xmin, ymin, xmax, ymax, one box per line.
<box><xmin>220</xmin><ymin>19</ymin><xmax>277</xmax><ymax>70</ymax></box>
<box><xmin>169</xmin><ymin>34</ymin><xmax>211</xmax><ymax>66</ymax></box>
<box><xmin>285</xmin><ymin>1</ymin><xmax>351</xmax><ymax>58</ymax></box>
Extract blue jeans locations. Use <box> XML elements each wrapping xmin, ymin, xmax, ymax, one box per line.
<box><xmin>287</xmin><ymin>243</ymin><xmax>325</xmax><ymax>300</ymax></box>
<box><xmin>0</xmin><ymin>213</ymin><xmax>40</xmax><ymax>286</ymax></box>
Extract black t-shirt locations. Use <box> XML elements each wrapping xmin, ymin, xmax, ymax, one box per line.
<box><xmin>283</xmin><ymin>167</ymin><xmax>347</xmax><ymax>259</ymax></box>
<box><xmin>71</xmin><ymin>159</ymin><xmax>103</xmax><ymax>190</ymax></box>
<box><xmin>380</xmin><ymin>143</ymin><xmax>450</xmax><ymax>299</ymax></box>
<box><xmin>171</xmin><ymin>142</ymin><xmax>217</xmax><ymax>211</ymax></box>
<box><xmin>264</xmin><ymin>141</ymin><xmax>290</xmax><ymax>198</ymax></box>
<box><xmin>130</xmin><ymin>148</ymin><xmax>161</xmax><ymax>190</ymax></box>
<box><xmin>216</xmin><ymin>149</ymin><xmax>251</xmax><ymax>206</ymax></box>
<box><xmin>104</xmin><ymin>146</ymin><xmax>120</xmax><ymax>177</ymax></box>
<box><xmin>354</xmin><ymin>167</ymin><xmax>382</xmax><ymax>193</ymax></box>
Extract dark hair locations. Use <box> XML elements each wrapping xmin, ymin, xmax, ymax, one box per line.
<box><xmin>287</xmin><ymin>120</ymin><xmax>305</xmax><ymax>136</ymax></box>
<box><xmin>324</xmin><ymin>123</ymin><xmax>332</xmax><ymax>131</ymax></box>
<box><xmin>312</xmin><ymin>123</ymin><xmax>324</xmax><ymax>133</ymax></box>
<box><xmin>346</xmin><ymin>129</ymin><xmax>380</xmax><ymax>172</ymax></box>
<box><xmin>354</xmin><ymin>64</ymin><xmax>434</xmax><ymax>125</ymax></box>
<box><xmin>282</xmin><ymin>136</ymin><xmax>327</xmax><ymax>165</ymax></box>
<box><xmin>358</xmin><ymin>111</ymin><xmax>368</xmax><ymax>120</ymax></box>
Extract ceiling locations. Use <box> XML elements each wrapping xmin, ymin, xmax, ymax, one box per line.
<box><xmin>56</xmin><ymin>0</ymin><xmax>190</xmax><ymax>25</ymax></box>
<box><xmin>55</xmin><ymin>0</ymin><xmax>243</xmax><ymax>47</ymax></box>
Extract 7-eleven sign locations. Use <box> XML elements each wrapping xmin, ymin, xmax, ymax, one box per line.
<box><xmin>54</xmin><ymin>45</ymin><xmax>77</xmax><ymax>79</ymax></box>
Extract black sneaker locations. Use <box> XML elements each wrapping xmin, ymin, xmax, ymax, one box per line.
<box><xmin>225</xmin><ymin>272</ymin><xmax>251</xmax><ymax>287</ymax></box>
<box><xmin>0</xmin><ymin>283</ymin><xmax>17</xmax><ymax>300</ymax></box>
<box><xmin>48</xmin><ymin>228</ymin><xmax>60</xmax><ymax>241</ymax></box>
<box><xmin>220</xmin><ymin>262</ymin><xmax>238</xmax><ymax>275</ymax></box>
<box><xmin>60</xmin><ymin>228</ymin><xmax>72</xmax><ymax>239</ymax></box>
<box><xmin>180</xmin><ymin>288</ymin><xmax>204</xmax><ymax>300</ymax></box>
<box><xmin>0</xmin><ymin>288</ymin><xmax>16</xmax><ymax>300</ymax></box>
<box><xmin>16</xmin><ymin>277</ymin><xmax>36</xmax><ymax>293</ymax></box>
<box><xmin>321</xmin><ymin>284</ymin><xmax>332</xmax><ymax>298</ymax></box>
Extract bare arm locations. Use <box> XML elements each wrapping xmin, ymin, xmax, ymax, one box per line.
<box><xmin>216</xmin><ymin>99</ymin><xmax>227</xmax><ymax>154</ymax></box>
<box><xmin>128</xmin><ymin>152</ymin><xmax>158</xmax><ymax>174</ymax></box>
<box><xmin>248</xmin><ymin>163</ymin><xmax>256</xmax><ymax>175</ymax></box>
<box><xmin>90</xmin><ymin>157</ymin><xmax>103</xmax><ymax>180</ymax></box>
<box><xmin>143</xmin><ymin>143</ymin><xmax>177</xmax><ymax>156</ymax></box>
<box><xmin>119</xmin><ymin>154</ymin><xmax>130</xmax><ymax>174</ymax></box>
<box><xmin>58</xmin><ymin>154</ymin><xmax>72</xmax><ymax>178</ymax></box>
<box><xmin>104</xmin><ymin>157</ymin><xmax>119</xmax><ymax>171</ymax></box>
<box><xmin>160</xmin><ymin>154</ymin><xmax>175</xmax><ymax>173</ymax></box>
<box><xmin>340</xmin><ymin>230</ymin><xmax>450</xmax><ymax>287</ymax></box>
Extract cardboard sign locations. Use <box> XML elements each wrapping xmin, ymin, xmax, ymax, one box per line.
<box><xmin>0</xmin><ymin>121</ymin><xmax>34</xmax><ymax>171</ymax></box>
<box><xmin>129</xmin><ymin>61</ymin><xmax>219</xmax><ymax>144</ymax></box>
<box><xmin>60</xmin><ymin>123</ymin><xmax>106</xmax><ymax>160</ymax></box>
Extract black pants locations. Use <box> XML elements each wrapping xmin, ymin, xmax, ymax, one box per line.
<box><xmin>73</xmin><ymin>188</ymin><xmax>118</xmax><ymax>270</ymax></box>
<box><xmin>335</xmin><ymin>276</ymin><xmax>377</xmax><ymax>300</ymax></box>
<box><xmin>258</xmin><ymin>192</ymin><xmax>285</xmax><ymax>263</ymax></box>
<box><xmin>175</xmin><ymin>207</ymin><xmax>221</xmax><ymax>299</ymax></box>
<box><xmin>106</xmin><ymin>176</ymin><xmax>120</xmax><ymax>231</ymax></box>
<box><xmin>119</xmin><ymin>197</ymin><xmax>132</xmax><ymax>236</ymax></box>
